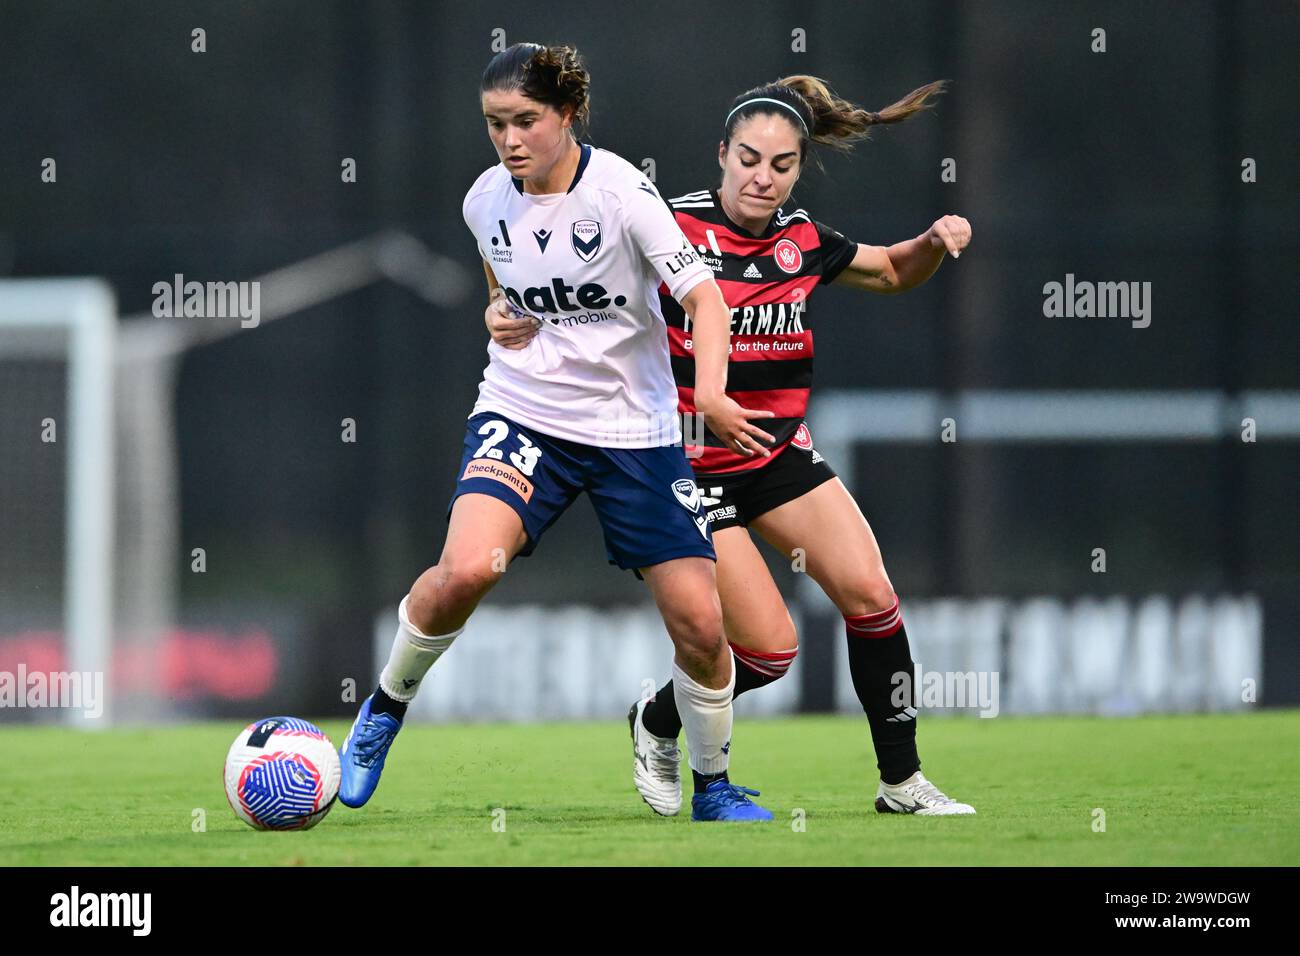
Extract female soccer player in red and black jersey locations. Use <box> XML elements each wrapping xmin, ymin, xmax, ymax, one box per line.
<box><xmin>489</xmin><ymin>75</ymin><xmax>973</xmax><ymax>817</ymax></box>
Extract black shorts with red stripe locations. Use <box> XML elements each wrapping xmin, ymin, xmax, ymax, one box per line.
<box><xmin>695</xmin><ymin>422</ymin><xmax>836</xmax><ymax>532</ymax></box>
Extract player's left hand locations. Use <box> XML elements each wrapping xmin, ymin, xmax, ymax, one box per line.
<box><xmin>926</xmin><ymin>215</ymin><xmax>972</xmax><ymax>258</ymax></box>
<box><xmin>485</xmin><ymin>289</ymin><xmax>540</xmax><ymax>350</ymax></box>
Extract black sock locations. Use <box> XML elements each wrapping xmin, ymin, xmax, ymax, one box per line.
<box><xmin>640</xmin><ymin>681</ymin><xmax>681</xmax><ymax>738</ymax></box>
<box><xmin>692</xmin><ymin>769</ymin><xmax>728</xmax><ymax>793</ymax></box>
<box><xmin>639</xmin><ymin>654</ymin><xmax>781</xmax><ymax>739</ymax></box>
<box><xmin>370</xmin><ymin>686</ymin><xmax>408</xmax><ymax>721</ymax></box>
<box><xmin>845</xmin><ymin>617</ymin><xmax>921</xmax><ymax>785</ymax></box>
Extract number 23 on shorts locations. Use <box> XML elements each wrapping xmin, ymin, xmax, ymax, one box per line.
<box><xmin>460</xmin><ymin>417</ymin><xmax>545</xmax><ymax>505</ymax></box>
<box><xmin>472</xmin><ymin>418</ymin><xmax>542</xmax><ymax>476</ymax></box>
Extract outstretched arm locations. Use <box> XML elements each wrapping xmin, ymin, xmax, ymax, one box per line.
<box><xmin>832</xmin><ymin>214</ymin><xmax>972</xmax><ymax>294</ymax></box>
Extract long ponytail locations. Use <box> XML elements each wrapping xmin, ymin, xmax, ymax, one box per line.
<box><xmin>723</xmin><ymin>76</ymin><xmax>947</xmax><ymax>169</ymax></box>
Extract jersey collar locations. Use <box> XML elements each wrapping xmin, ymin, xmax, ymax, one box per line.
<box><xmin>511</xmin><ymin>143</ymin><xmax>592</xmax><ymax>196</ymax></box>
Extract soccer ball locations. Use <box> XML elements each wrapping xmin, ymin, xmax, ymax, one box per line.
<box><xmin>224</xmin><ymin>717</ymin><xmax>341</xmax><ymax>830</ymax></box>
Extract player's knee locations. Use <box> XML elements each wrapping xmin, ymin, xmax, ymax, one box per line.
<box><xmin>730</xmin><ymin>610</ymin><xmax>798</xmax><ymax>654</ymax></box>
<box><xmin>840</xmin><ymin>572</ymin><xmax>897</xmax><ymax>618</ymax></box>
<box><xmin>408</xmin><ymin>557</ymin><xmax>499</xmax><ymax>632</ymax></box>
<box><xmin>664</xmin><ymin>606</ymin><xmax>726</xmax><ymax>667</ymax></box>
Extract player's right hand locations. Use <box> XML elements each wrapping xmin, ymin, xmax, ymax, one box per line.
<box><xmin>485</xmin><ymin>289</ymin><xmax>540</xmax><ymax>350</ymax></box>
<box><xmin>696</xmin><ymin>393</ymin><xmax>776</xmax><ymax>458</ymax></box>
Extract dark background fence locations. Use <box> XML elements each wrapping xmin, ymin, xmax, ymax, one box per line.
<box><xmin>2</xmin><ymin>1</ymin><xmax>1296</xmax><ymax>715</ymax></box>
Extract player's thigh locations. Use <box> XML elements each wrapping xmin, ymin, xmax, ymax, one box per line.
<box><xmin>447</xmin><ymin>411</ymin><xmax>580</xmax><ymax>563</ymax></box>
<box><xmin>411</xmin><ymin>412</ymin><xmax>577</xmax><ymax>629</ymax></box>
<box><xmin>712</xmin><ymin>525</ymin><xmax>797</xmax><ymax>653</ymax></box>
<box><xmin>586</xmin><ymin>445</ymin><xmax>723</xmax><ymax>653</ymax></box>
<box><xmin>748</xmin><ymin>477</ymin><xmax>895</xmax><ymax>616</ymax></box>
<box><xmin>439</xmin><ymin>492</ymin><xmax>529</xmax><ymax>570</ymax></box>
<box><xmin>408</xmin><ymin>494</ymin><xmax>526</xmax><ymax>631</ymax></box>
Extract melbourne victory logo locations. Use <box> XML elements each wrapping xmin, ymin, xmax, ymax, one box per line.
<box><xmin>670</xmin><ymin>479</ymin><xmax>710</xmax><ymax>541</ymax></box>
<box><xmin>571</xmin><ymin>219</ymin><xmax>602</xmax><ymax>261</ymax></box>
<box><xmin>671</xmin><ymin>478</ymin><xmax>700</xmax><ymax>513</ymax></box>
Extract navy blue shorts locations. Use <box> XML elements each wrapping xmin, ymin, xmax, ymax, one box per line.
<box><xmin>447</xmin><ymin>411</ymin><xmax>715</xmax><ymax>571</ymax></box>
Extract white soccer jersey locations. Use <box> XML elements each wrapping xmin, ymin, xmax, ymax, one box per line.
<box><xmin>463</xmin><ymin>145</ymin><xmax>712</xmax><ymax>447</ymax></box>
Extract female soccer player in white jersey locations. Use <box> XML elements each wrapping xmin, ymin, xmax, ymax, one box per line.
<box><xmin>490</xmin><ymin>75</ymin><xmax>975</xmax><ymax>817</ymax></box>
<box><xmin>337</xmin><ymin>43</ymin><xmax>780</xmax><ymax>822</ymax></box>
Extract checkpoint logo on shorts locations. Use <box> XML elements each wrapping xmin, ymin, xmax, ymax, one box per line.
<box><xmin>462</xmin><ymin>459</ymin><xmax>535</xmax><ymax>503</ymax></box>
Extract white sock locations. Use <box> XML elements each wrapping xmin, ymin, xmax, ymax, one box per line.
<box><xmin>378</xmin><ymin>595</ymin><xmax>463</xmax><ymax>703</ymax></box>
<box><xmin>673</xmin><ymin>657</ymin><xmax>735</xmax><ymax>776</ymax></box>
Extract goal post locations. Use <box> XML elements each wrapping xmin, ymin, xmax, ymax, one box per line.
<box><xmin>0</xmin><ymin>278</ymin><xmax>116</xmax><ymax>727</ymax></box>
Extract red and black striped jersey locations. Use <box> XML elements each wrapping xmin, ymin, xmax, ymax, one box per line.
<box><xmin>659</xmin><ymin>187</ymin><xmax>858</xmax><ymax>475</ymax></box>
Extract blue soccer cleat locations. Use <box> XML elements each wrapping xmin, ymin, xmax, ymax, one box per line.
<box><xmin>337</xmin><ymin>694</ymin><xmax>403</xmax><ymax>808</ymax></box>
<box><xmin>690</xmin><ymin>779</ymin><xmax>774</xmax><ymax>822</ymax></box>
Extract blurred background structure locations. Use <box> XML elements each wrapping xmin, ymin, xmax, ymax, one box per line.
<box><xmin>1</xmin><ymin>1</ymin><xmax>1297</xmax><ymax>724</ymax></box>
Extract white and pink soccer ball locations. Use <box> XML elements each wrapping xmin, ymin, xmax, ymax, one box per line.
<box><xmin>224</xmin><ymin>717</ymin><xmax>341</xmax><ymax>830</ymax></box>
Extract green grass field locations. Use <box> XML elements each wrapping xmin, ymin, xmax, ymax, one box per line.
<box><xmin>2</xmin><ymin>710</ymin><xmax>1296</xmax><ymax>866</ymax></box>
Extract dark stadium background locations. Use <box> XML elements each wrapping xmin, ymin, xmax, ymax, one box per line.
<box><xmin>2</xmin><ymin>0</ymin><xmax>1297</xmax><ymax>715</ymax></box>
